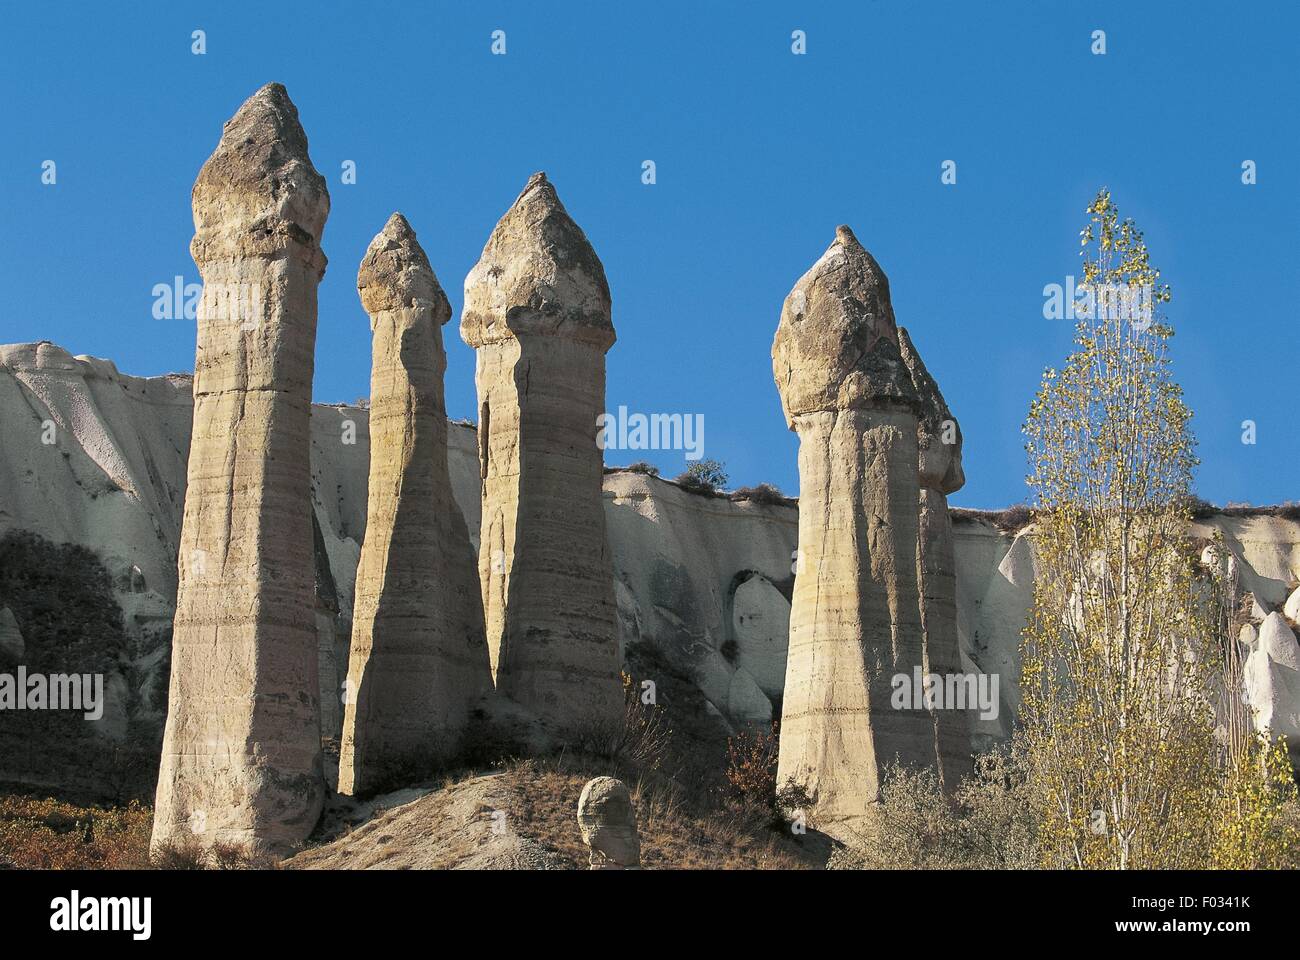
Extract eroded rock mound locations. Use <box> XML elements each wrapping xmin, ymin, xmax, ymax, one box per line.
<box><xmin>576</xmin><ymin>776</ymin><xmax>640</xmax><ymax>869</ymax></box>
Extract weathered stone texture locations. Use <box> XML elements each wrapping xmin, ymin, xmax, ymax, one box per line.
<box><xmin>577</xmin><ymin>776</ymin><xmax>640</xmax><ymax>869</ymax></box>
<box><xmin>338</xmin><ymin>214</ymin><xmax>493</xmax><ymax>796</ymax></box>
<box><xmin>772</xmin><ymin>226</ymin><xmax>936</xmax><ymax>833</ymax></box>
<box><xmin>461</xmin><ymin>173</ymin><xmax>622</xmax><ymax>732</ymax></box>
<box><xmin>152</xmin><ymin>83</ymin><xmax>328</xmax><ymax>857</ymax></box>
<box><xmin>898</xmin><ymin>326</ymin><xmax>972</xmax><ymax>790</ymax></box>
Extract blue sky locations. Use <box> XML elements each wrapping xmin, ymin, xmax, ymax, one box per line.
<box><xmin>1</xmin><ymin>1</ymin><xmax>1295</xmax><ymax>508</ymax></box>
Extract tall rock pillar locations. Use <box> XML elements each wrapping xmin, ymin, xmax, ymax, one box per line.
<box><xmin>460</xmin><ymin>172</ymin><xmax>622</xmax><ymax>731</ymax></box>
<box><xmin>772</xmin><ymin>226</ymin><xmax>933</xmax><ymax>833</ymax></box>
<box><xmin>899</xmin><ymin>327</ymin><xmax>973</xmax><ymax>791</ymax></box>
<box><xmin>338</xmin><ymin>214</ymin><xmax>494</xmax><ymax>796</ymax></box>
<box><xmin>152</xmin><ymin>83</ymin><xmax>329</xmax><ymax>857</ymax></box>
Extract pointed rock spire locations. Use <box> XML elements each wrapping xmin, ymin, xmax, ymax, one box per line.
<box><xmin>153</xmin><ymin>83</ymin><xmax>329</xmax><ymax>859</ymax></box>
<box><xmin>461</xmin><ymin>171</ymin><xmax>614</xmax><ymax>349</ymax></box>
<box><xmin>339</xmin><ymin>213</ymin><xmax>492</xmax><ymax>796</ymax></box>
<box><xmin>191</xmin><ymin>82</ymin><xmax>329</xmax><ymax>268</ymax></box>
<box><xmin>460</xmin><ymin>173</ymin><xmax>622</xmax><ymax>732</ymax></box>
<box><xmin>773</xmin><ymin>228</ymin><xmax>936</xmax><ymax>837</ymax></box>
<box><xmin>772</xmin><ymin>226</ymin><xmax>916</xmax><ymax>424</ymax></box>
<box><xmin>357</xmin><ymin>212</ymin><xmax>449</xmax><ymax>319</ymax></box>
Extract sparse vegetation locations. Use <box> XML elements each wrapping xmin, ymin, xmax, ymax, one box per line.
<box><xmin>567</xmin><ymin>672</ymin><xmax>676</xmax><ymax>773</ymax></box>
<box><xmin>0</xmin><ymin>789</ymin><xmax>152</xmax><ymax>869</ymax></box>
<box><xmin>723</xmin><ymin>722</ymin><xmax>780</xmax><ymax>808</ymax></box>
<box><xmin>674</xmin><ymin>458</ymin><xmax>728</xmax><ymax>494</ymax></box>
<box><xmin>829</xmin><ymin>746</ymin><xmax>1041</xmax><ymax>870</ymax></box>
<box><xmin>730</xmin><ymin>483</ymin><xmax>790</xmax><ymax>506</ymax></box>
<box><xmin>623</xmin><ymin>461</ymin><xmax>660</xmax><ymax>476</ymax></box>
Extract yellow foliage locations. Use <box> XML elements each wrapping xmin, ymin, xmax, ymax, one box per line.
<box><xmin>1020</xmin><ymin>189</ymin><xmax>1295</xmax><ymax>869</ymax></box>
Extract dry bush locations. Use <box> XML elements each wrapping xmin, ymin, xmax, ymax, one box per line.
<box><xmin>567</xmin><ymin>673</ymin><xmax>674</xmax><ymax>773</ymax></box>
<box><xmin>990</xmin><ymin>503</ymin><xmax>1033</xmax><ymax>532</ymax></box>
<box><xmin>949</xmin><ymin>504</ymin><xmax>1034</xmax><ymax>532</ymax></box>
<box><xmin>730</xmin><ymin>484</ymin><xmax>790</xmax><ymax>506</ymax></box>
<box><xmin>150</xmin><ymin>837</ymin><xmax>280</xmax><ymax>870</ymax></box>
<box><xmin>828</xmin><ymin>747</ymin><xmax>1040</xmax><ymax>870</ymax></box>
<box><xmin>0</xmin><ymin>792</ymin><xmax>152</xmax><ymax>869</ymax></box>
<box><xmin>723</xmin><ymin>722</ymin><xmax>779</xmax><ymax>808</ymax></box>
<box><xmin>149</xmin><ymin>838</ymin><xmax>208</xmax><ymax>870</ymax></box>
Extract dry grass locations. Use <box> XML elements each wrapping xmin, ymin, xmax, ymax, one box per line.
<box><xmin>829</xmin><ymin>749</ymin><xmax>1041</xmax><ymax>870</ymax></box>
<box><xmin>0</xmin><ymin>788</ymin><xmax>283</xmax><ymax>870</ymax></box>
<box><xmin>0</xmin><ymin>789</ymin><xmax>152</xmax><ymax>869</ymax></box>
<box><xmin>950</xmin><ymin>503</ymin><xmax>1034</xmax><ymax>532</ymax></box>
<box><xmin>497</xmin><ymin>755</ymin><xmax>816</xmax><ymax>869</ymax></box>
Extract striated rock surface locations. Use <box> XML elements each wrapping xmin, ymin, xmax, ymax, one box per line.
<box><xmin>338</xmin><ymin>214</ymin><xmax>493</xmax><ymax>796</ymax></box>
<box><xmin>152</xmin><ymin>83</ymin><xmax>329</xmax><ymax>857</ymax></box>
<box><xmin>576</xmin><ymin>776</ymin><xmax>640</xmax><ymax>869</ymax></box>
<box><xmin>898</xmin><ymin>327</ymin><xmax>972</xmax><ymax>790</ymax></box>
<box><xmin>603</xmin><ymin>470</ymin><xmax>797</xmax><ymax>730</ymax></box>
<box><xmin>461</xmin><ymin>173</ymin><xmax>622</xmax><ymax>732</ymax></box>
<box><xmin>771</xmin><ymin>226</ymin><xmax>934</xmax><ymax>834</ymax></box>
<box><xmin>4</xmin><ymin>338</ymin><xmax>1300</xmax><ymax>794</ymax></box>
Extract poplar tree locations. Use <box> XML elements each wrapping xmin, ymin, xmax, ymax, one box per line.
<box><xmin>1020</xmin><ymin>190</ymin><xmax>1297</xmax><ymax>868</ymax></box>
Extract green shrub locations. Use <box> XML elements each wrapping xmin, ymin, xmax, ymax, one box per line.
<box><xmin>674</xmin><ymin>459</ymin><xmax>728</xmax><ymax>494</ymax></box>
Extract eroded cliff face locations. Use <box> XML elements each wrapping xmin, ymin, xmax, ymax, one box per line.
<box><xmin>2</xmin><ymin>341</ymin><xmax>1298</xmax><ymax>793</ymax></box>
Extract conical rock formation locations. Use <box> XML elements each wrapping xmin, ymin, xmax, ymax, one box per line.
<box><xmin>461</xmin><ymin>173</ymin><xmax>622</xmax><ymax>731</ymax></box>
<box><xmin>772</xmin><ymin>226</ymin><xmax>935</xmax><ymax>834</ymax></box>
<box><xmin>152</xmin><ymin>83</ymin><xmax>329</xmax><ymax>857</ymax></box>
<box><xmin>338</xmin><ymin>214</ymin><xmax>493</xmax><ymax>796</ymax></box>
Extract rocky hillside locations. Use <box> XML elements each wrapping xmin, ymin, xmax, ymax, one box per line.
<box><xmin>2</xmin><ymin>340</ymin><xmax>1298</xmax><ymax>794</ymax></box>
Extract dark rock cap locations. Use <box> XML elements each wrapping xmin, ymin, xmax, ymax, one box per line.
<box><xmin>191</xmin><ymin>82</ymin><xmax>330</xmax><ymax>269</ymax></box>
<box><xmin>772</xmin><ymin>226</ymin><xmax>918</xmax><ymax>423</ymax></box>
<box><xmin>357</xmin><ymin>212</ymin><xmax>451</xmax><ymax>322</ymax></box>
<box><xmin>461</xmin><ymin>172</ymin><xmax>614</xmax><ymax>350</ymax></box>
<box><xmin>898</xmin><ymin>326</ymin><xmax>964</xmax><ymax>493</ymax></box>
